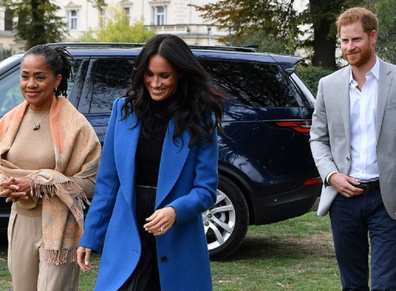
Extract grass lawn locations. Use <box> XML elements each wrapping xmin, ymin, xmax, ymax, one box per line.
<box><xmin>0</xmin><ymin>211</ymin><xmax>340</xmax><ymax>290</ymax></box>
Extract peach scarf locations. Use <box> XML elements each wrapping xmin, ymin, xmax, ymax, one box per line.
<box><xmin>0</xmin><ymin>98</ymin><xmax>101</xmax><ymax>264</ymax></box>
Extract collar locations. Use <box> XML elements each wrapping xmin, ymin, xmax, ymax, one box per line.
<box><xmin>349</xmin><ymin>56</ymin><xmax>380</xmax><ymax>86</ymax></box>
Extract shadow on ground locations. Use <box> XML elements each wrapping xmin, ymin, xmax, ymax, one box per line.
<box><xmin>220</xmin><ymin>232</ymin><xmax>334</xmax><ymax>262</ymax></box>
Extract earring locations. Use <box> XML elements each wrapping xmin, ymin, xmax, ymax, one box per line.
<box><xmin>54</xmin><ymin>88</ymin><xmax>57</xmax><ymax>93</ymax></box>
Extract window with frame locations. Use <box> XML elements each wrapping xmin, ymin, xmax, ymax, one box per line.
<box><xmin>87</xmin><ymin>58</ymin><xmax>135</xmax><ymax>113</ymax></box>
<box><xmin>201</xmin><ymin>59</ymin><xmax>310</xmax><ymax>107</ymax></box>
<box><xmin>123</xmin><ymin>7</ymin><xmax>131</xmax><ymax>24</ymax></box>
<box><xmin>67</xmin><ymin>10</ymin><xmax>79</xmax><ymax>30</ymax></box>
<box><xmin>153</xmin><ymin>6</ymin><xmax>166</xmax><ymax>25</ymax></box>
<box><xmin>4</xmin><ymin>9</ymin><xmax>12</xmax><ymax>31</ymax></box>
<box><xmin>99</xmin><ymin>8</ymin><xmax>105</xmax><ymax>27</ymax></box>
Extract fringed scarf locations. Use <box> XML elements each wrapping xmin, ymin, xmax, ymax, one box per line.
<box><xmin>0</xmin><ymin>98</ymin><xmax>101</xmax><ymax>265</ymax></box>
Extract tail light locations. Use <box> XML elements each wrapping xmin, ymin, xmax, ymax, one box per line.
<box><xmin>276</xmin><ymin>121</ymin><xmax>312</xmax><ymax>134</ymax></box>
<box><xmin>303</xmin><ymin>177</ymin><xmax>322</xmax><ymax>185</ymax></box>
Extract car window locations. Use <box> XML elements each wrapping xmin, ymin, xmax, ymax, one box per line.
<box><xmin>0</xmin><ymin>54</ymin><xmax>23</xmax><ymax>70</ymax></box>
<box><xmin>87</xmin><ymin>58</ymin><xmax>134</xmax><ymax>114</ymax></box>
<box><xmin>0</xmin><ymin>60</ymin><xmax>82</xmax><ymax>117</ymax></box>
<box><xmin>67</xmin><ymin>60</ymin><xmax>82</xmax><ymax>98</ymax></box>
<box><xmin>201</xmin><ymin>60</ymin><xmax>310</xmax><ymax>107</ymax></box>
<box><xmin>0</xmin><ymin>68</ymin><xmax>24</xmax><ymax>116</ymax></box>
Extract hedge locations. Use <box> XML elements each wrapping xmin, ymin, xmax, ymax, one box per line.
<box><xmin>295</xmin><ymin>66</ymin><xmax>336</xmax><ymax>95</ymax></box>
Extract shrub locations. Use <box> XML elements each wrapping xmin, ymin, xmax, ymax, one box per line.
<box><xmin>0</xmin><ymin>48</ymin><xmax>13</xmax><ymax>62</ymax></box>
<box><xmin>296</xmin><ymin>66</ymin><xmax>335</xmax><ymax>95</ymax></box>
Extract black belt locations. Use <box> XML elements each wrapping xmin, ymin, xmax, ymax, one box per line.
<box><xmin>136</xmin><ymin>185</ymin><xmax>157</xmax><ymax>189</ymax></box>
<box><xmin>356</xmin><ymin>180</ymin><xmax>380</xmax><ymax>191</ymax></box>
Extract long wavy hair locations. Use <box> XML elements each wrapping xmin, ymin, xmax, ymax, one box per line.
<box><xmin>22</xmin><ymin>45</ymin><xmax>74</xmax><ymax>98</ymax></box>
<box><xmin>122</xmin><ymin>34</ymin><xmax>224</xmax><ymax>148</ymax></box>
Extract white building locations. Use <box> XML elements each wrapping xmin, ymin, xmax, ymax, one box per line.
<box><xmin>0</xmin><ymin>0</ymin><xmax>227</xmax><ymax>53</ymax></box>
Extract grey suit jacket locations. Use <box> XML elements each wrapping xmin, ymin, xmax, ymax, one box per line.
<box><xmin>310</xmin><ymin>58</ymin><xmax>396</xmax><ymax>219</ymax></box>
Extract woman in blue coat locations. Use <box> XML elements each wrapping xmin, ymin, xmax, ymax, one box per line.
<box><xmin>77</xmin><ymin>34</ymin><xmax>224</xmax><ymax>291</ymax></box>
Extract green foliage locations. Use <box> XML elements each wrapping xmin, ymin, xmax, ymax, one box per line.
<box><xmin>193</xmin><ymin>0</ymin><xmax>301</xmax><ymax>54</ymax></box>
<box><xmin>88</xmin><ymin>0</ymin><xmax>106</xmax><ymax>10</ymax></box>
<box><xmin>225</xmin><ymin>30</ymin><xmax>296</xmax><ymax>55</ymax></box>
<box><xmin>375</xmin><ymin>0</ymin><xmax>396</xmax><ymax>63</ymax></box>
<box><xmin>193</xmin><ymin>0</ymin><xmax>379</xmax><ymax>67</ymax></box>
<box><xmin>296</xmin><ymin>66</ymin><xmax>336</xmax><ymax>94</ymax></box>
<box><xmin>0</xmin><ymin>48</ymin><xmax>13</xmax><ymax>61</ymax></box>
<box><xmin>0</xmin><ymin>0</ymin><xmax>68</xmax><ymax>49</ymax></box>
<box><xmin>78</xmin><ymin>5</ymin><xmax>156</xmax><ymax>43</ymax></box>
<box><xmin>301</xmin><ymin>0</ymin><xmax>378</xmax><ymax>68</ymax></box>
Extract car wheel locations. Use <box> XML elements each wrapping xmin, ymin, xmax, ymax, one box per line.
<box><xmin>203</xmin><ymin>174</ymin><xmax>249</xmax><ymax>260</ymax></box>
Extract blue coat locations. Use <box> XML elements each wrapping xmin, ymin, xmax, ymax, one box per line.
<box><xmin>80</xmin><ymin>98</ymin><xmax>218</xmax><ymax>291</ymax></box>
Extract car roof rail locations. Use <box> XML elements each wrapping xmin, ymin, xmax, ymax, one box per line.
<box><xmin>46</xmin><ymin>42</ymin><xmax>146</xmax><ymax>49</ymax></box>
<box><xmin>46</xmin><ymin>42</ymin><xmax>258</xmax><ymax>53</ymax></box>
<box><xmin>243</xmin><ymin>44</ymin><xmax>259</xmax><ymax>52</ymax></box>
<box><xmin>188</xmin><ymin>45</ymin><xmax>257</xmax><ymax>53</ymax></box>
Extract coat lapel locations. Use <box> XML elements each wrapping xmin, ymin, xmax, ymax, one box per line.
<box><xmin>376</xmin><ymin>60</ymin><xmax>392</xmax><ymax>141</ymax></box>
<box><xmin>156</xmin><ymin>120</ymin><xmax>190</xmax><ymax>208</ymax></box>
<box><xmin>339</xmin><ymin>67</ymin><xmax>351</xmax><ymax>151</ymax></box>
<box><xmin>114</xmin><ymin>111</ymin><xmax>141</xmax><ymax>209</ymax></box>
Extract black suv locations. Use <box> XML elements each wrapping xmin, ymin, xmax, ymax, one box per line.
<box><xmin>0</xmin><ymin>43</ymin><xmax>321</xmax><ymax>259</ymax></box>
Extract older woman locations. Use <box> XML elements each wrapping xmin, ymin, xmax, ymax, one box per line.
<box><xmin>0</xmin><ymin>44</ymin><xmax>101</xmax><ymax>291</ymax></box>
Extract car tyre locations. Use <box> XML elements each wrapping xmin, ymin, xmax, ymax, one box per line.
<box><xmin>203</xmin><ymin>174</ymin><xmax>249</xmax><ymax>260</ymax></box>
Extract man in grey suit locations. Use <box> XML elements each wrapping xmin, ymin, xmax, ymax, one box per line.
<box><xmin>310</xmin><ymin>7</ymin><xmax>396</xmax><ymax>291</ymax></box>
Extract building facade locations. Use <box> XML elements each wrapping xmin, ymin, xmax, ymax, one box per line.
<box><xmin>0</xmin><ymin>0</ymin><xmax>227</xmax><ymax>53</ymax></box>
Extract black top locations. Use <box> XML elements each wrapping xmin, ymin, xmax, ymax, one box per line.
<box><xmin>135</xmin><ymin>95</ymin><xmax>175</xmax><ymax>187</ymax></box>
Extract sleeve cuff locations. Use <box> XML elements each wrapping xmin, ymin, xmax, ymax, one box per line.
<box><xmin>325</xmin><ymin>171</ymin><xmax>338</xmax><ymax>186</ymax></box>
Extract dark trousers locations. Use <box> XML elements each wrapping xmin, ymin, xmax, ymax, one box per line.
<box><xmin>118</xmin><ymin>186</ymin><xmax>161</xmax><ymax>291</ymax></box>
<box><xmin>329</xmin><ymin>189</ymin><xmax>396</xmax><ymax>291</ymax></box>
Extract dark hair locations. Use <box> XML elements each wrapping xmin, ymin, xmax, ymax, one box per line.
<box><xmin>122</xmin><ymin>34</ymin><xmax>224</xmax><ymax>147</ymax></box>
<box><xmin>21</xmin><ymin>45</ymin><xmax>74</xmax><ymax>98</ymax></box>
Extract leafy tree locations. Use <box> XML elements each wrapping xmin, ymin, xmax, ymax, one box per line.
<box><xmin>302</xmin><ymin>0</ymin><xmax>377</xmax><ymax>68</ymax></box>
<box><xmin>194</xmin><ymin>0</ymin><xmax>377</xmax><ymax>68</ymax></box>
<box><xmin>78</xmin><ymin>5</ymin><xmax>156</xmax><ymax>43</ymax></box>
<box><xmin>193</xmin><ymin>0</ymin><xmax>301</xmax><ymax>55</ymax></box>
<box><xmin>226</xmin><ymin>32</ymin><xmax>294</xmax><ymax>55</ymax></box>
<box><xmin>88</xmin><ymin>0</ymin><xmax>106</xmax><ymax>10</ymax></box>
<box><xmin>375</xmin><ymin>0</ymin><xmax>396</xmax><ymax>63</ymax></box>
<box><xmin>0</xmin><ymin>0</ymin><xmax>68</xmax><ymax>49</ymax></box>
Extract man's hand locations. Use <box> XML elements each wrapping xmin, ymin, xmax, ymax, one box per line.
<box><xmin>329</xmin><ymin>173</ymin><xmax>364</xmax><ymax>198</ymax></box>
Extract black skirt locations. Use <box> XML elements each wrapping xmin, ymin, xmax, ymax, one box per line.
<box><xmin>118</xmin><ymin>186</ymin><xmax>161</xmax><ymax>291</ymax></box>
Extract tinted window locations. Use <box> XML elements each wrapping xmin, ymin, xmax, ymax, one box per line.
<box><xmin>88</xmin><ymin>58</ymin><xmax>134</xmax><ymax>113</ymax></box>
<box><xmin>0</xmin><ymin>68</ymin><xmax>24</xmax><ymax>116</ymax></box>
<box><xmin>67</xmin><ymin>60</ymin><xmax>82</xmax><ymax>98</ymax></box>
<box><xmin>201</xmin><ymin>60</ymin><xmax>310</xmax><ymax>107</ymax></box>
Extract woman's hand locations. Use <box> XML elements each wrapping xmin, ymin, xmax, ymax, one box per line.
<box><xmin>144</xmin><ymin>207</ymin><xmax>177</xmax><ymax>236</ymax></box>
<box><xmin>77</xmin><ymin>247</ymin><xmax>93</xmax><ymax>272</ymax></box>
<box><xmin>0</xmin><ymin>176</ymin><xmax>32</xmax><ymax>203</ymax></box>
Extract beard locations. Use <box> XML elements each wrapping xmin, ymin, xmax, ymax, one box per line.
<box><xmin>343</xmin><ymin>45</ymin><xmax>374</xmax><ymax>68</ymax></box>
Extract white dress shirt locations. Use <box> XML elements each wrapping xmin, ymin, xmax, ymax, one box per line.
<box><xmin>348</xmin><ymin>57</ymin><xmax>380</xmax><ymax>182</ymax></box>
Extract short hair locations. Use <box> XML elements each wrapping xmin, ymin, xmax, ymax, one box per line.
<box><xmin>337</xmin><ymin>7</ymin><xmax>378</xmax><ymax>35</ymax></box>
<box><xmin>22</xmin><ymin>45</ymin><xmax>74</xmax><ymax>98</ymax></box>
